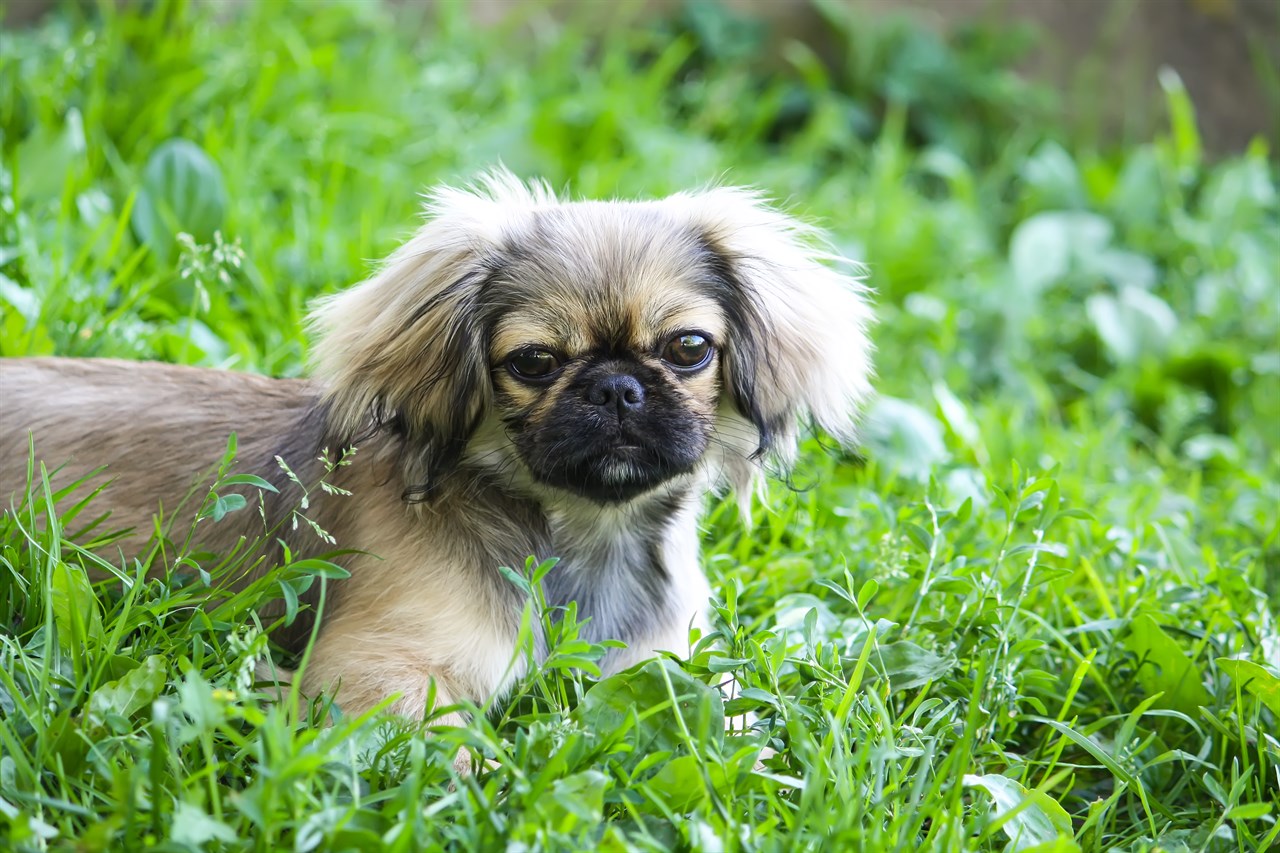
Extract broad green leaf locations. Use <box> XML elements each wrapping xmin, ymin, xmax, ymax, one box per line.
<box><xmin>1181</xmin><ymin>434</ymin><xmax>1241</xmax><ymax>466</ymax></box>
<box><xmin>862</xmin><ymin>396</ymin><xmax>948</xmax><ymax>482</ymax></box>
<box><xmin>1217</xmin><ymin>659</ymin><xmax>1280</xmax><ymax>715</ymax></box>
<box><xmin>1234</xmin><ymin>233</ymin><xmax>1280</xmax><ymax>303</ymax></box>
<box><xmin>206</xmin><ymin>493</ymin><xmax>248</xmax><ymax>522</ymax></box>
<box><xmin>944</xmin><ymin>468</ymin><xmax>988</xmax><ymax>509</ymax></box>
<box><xmin>169</xmin><ymin>801</ymin><xmax>237</xmax><ymax>847</ymax></box>
<box><xmin>1124</xmin><ymin>614</ymin><xmax>1211</xmax><ymax>716</ymax></box>
<box><xmin>175</xmin><ymin>671</ymin><xmax>225</xmax><ymax>735</ymax></box>
<box><xmin>1199</xmin><ymin>154</ymin><xmax>1276</xmax><ymax>230</ymax></box>
<box><xmin>1108</xmin><ymin>146</ymin><xmax>1163</xmax><ymax>227</ymax></box>
<box><xmin>1020</xmin><ymin>141</ymin><xmax>1085</xmax><ymax>210</ymax></box>
<box><xmin>964</xmin><ymin>773</ymin><xmax>1077</xmax><ymax>852</ymax></box>
<box><xmin>572</xmin><ymin>658</ymin><xmax>724</xmax><ymax>762</ymax></box>
<box><xmin>1009</xmin><ymin>211</ymin><xmax>1112</xmax><ymax>294</ymax></box>
<box><xmin>49</xmin><ymin>561</ymin><xmax>104</xmax><ymax>648</ymax></box>
<box><xmin>1086</xmin><ymin>287</ymin><xmax>1178</xmax><ymax>366</ymax></box>
<box><xmin>131</xmin><ymin>138</ymin><xmax>228</xmax><ymax>262</ymax></box>
<box><xmin>773</xmin><ymin>593</ymin><xmax>838</xmax><ymax>646</ymax></box>
<box><xmin>0</xmin><ymin>272</ymin><xmax>40</xmax><ymax>323</ymax></box>
<box><xmin>917</xmin><ymin>146</ymin><xmax>976</xmax><ymax>201</ymax></box>
<box><xmin>903</xmin><ymin>521</ymin><xmax>933</xmax><ymax>554</ymax></box>
<box><xmin>643</xmin><ymin>754</ymin><xmax>735</xmax><ymax>812</ymax></box>
<box><xmin>871</xmin><ymin>640</ymin><xmax>955</xmax><ymax>691</ymax></box>
<box><xmin>1091</xmin><ymin>248</ymin><xmax>1158</xmax><ymax>290</ymax></box>
<box><xmin>89</xmin><ymin>656</ymin><xmax>166</xmax><ymax>723</ymax></box>
<box><xmin>535</xmin><ymin>770</ymin><xmax>608</xmax><ymax>830</ymax></box>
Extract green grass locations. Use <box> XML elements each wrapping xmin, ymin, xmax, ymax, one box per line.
<box><xmin>1</xmin><ymin>1</ymin><xmax>1278</xmax><ymax>850</ymax></box>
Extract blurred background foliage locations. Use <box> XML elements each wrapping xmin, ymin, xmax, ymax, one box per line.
<box><xmin>2</xmin><ymin>0</ymin><xmax>1275</xmax><ymax>505</ymax></box>
<box><xmin>0</xmin><ymin>0</ymin><xmax>1277</xmax><ymax>850</ymax></box>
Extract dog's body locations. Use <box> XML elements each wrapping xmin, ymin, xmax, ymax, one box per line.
<box><xmin>1</xmin><ymin>358</ymin><xmax>319</xmax><ymax>560</ymax></box>
<box><xmin>1</xmin><ymin>172</ymin><xmax>872</xmax><ymax>721</ymax></box>
<box><xmin>0</xmin><ymin>357</ymin><xmax>708</xmax><ymax>715</ymax></box>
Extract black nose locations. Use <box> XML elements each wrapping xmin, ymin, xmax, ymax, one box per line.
<box><xmin>585</xmin><ymin>374</ymin><xmax>645</xmax><ymax>419</ymax></box>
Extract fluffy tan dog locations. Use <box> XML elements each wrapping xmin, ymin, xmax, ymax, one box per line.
<box><xmin>0</xmin><ymin>171</ymin><xmax>872</xmax><ymax>721</ymax></box>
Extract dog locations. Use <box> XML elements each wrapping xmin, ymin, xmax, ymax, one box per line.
<box><xmin>0</xmin><ymin>170</ymin><xmax>873</xmax><ymax>723</ymax></box>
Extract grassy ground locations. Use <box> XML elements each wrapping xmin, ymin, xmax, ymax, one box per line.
<box><xmin>1</xmin><ymin>1</ymin><xmax>1277</xmax><ymax>850</ymax></box>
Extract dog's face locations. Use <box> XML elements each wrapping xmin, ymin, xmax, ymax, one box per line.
<box><xmin>309</xmin><ymin>172</ymin><xmax>874</xmax><ymax>507</ymax></box>
<box><xmin>485</xmin><ymin>211</ymin><xmax>728</xmax><ymax>502</ymax></box>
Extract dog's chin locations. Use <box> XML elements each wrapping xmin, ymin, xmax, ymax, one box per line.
<box><xmin>528</xmin><ymin>444</ymin><xmax>697</xmax><ymax>505</ymax></box>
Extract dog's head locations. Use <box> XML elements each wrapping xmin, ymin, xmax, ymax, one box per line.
<box><xmin>309</xmin><ymin>170</ymin><xmax>873</xmax><ymax>506</ymax></box>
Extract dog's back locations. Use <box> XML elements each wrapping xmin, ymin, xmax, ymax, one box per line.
<box><xmin>0</xmin><ymin>357</ymin><xmax>320</xmax><ymax>557</ymax></box>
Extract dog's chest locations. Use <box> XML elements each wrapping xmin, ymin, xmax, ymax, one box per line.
<box><xmin>445</xmin><ymin>481</ymin><xmax>706</xmax><ymax>691</ymax></box>
<box><xmin>543</xmin><ymin>534</ymin><xmax>672</xmax><ymax>644</ymax></box>
<box><xmin>494</xmin><ymin>504</ymin><xmax>690</xmax><ymax>665</ymax></box>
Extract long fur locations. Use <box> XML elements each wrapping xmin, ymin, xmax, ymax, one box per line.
<box><xmin>0</xmin><ymin>169</ymin><xmax>873</xmax><ymax>720</ymax></box>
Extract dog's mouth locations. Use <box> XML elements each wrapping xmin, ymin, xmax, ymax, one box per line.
<box><xmin>528</xmin><ymin>438</ymin><xmax>697</xmax><ymax>503</ymax></box>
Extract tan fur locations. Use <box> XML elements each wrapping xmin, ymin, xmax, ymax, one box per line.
<box><xmin>0</xmin><ymin>358</ymin><xmax>320</xmax><ymax>556</ymax></box>
<box><xmin>0</xmin><ymin>169</ymin><xmax>873</xmax><ymax>722</ymax></box>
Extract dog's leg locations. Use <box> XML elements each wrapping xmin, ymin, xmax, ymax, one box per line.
<box><xmin>260</xmin><ymin>655</ymin><xmax>485</xmax><ymax>774</ymax></box>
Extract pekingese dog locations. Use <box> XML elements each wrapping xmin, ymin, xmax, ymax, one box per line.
<box><xmin>0</xmin><ymin>170</ymin><xmax>873</xmax><ymax>722</ymax></box>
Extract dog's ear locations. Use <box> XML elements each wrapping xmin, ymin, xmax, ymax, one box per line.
<box><xmin>669</xmin><ymin>187</ymin><xmax>874</xmax><ymax>481</ymax></box>
<box><xmin>309</xmin><ymin>170</ymin><xmax>553</xmax><ymax>495</ymax></box>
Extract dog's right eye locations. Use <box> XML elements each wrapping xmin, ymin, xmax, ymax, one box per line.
<box><xmin>507</xmin><ymin>349</ymin><xmax>562</xmax><ymax>381</ymax></box>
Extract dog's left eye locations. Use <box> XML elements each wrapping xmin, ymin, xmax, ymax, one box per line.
<box><xmin>661</xmin><ymin>333</ymin><xmax>712</xmax><ymax>370</ymax></box>
<box><xmin>507</xmin><ymin>348</ymin><xmax>563</xmax><ymax>381</ymax></box>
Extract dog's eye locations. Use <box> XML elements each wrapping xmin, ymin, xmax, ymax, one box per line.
<box><xmin>662</xmin><ymin>333</ymin><xmax>712</xmax><ymax>370</ymax></box>
<box><xmin>507</xmin><ymin>349</ymin><xmax>562</xmax><ymax>381</ymax></box>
